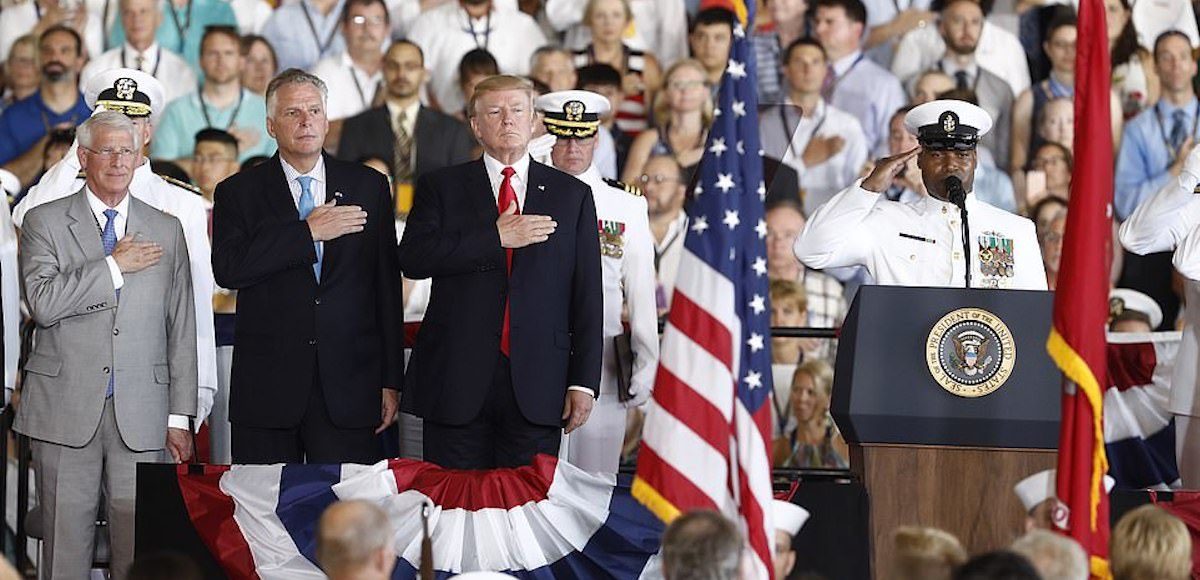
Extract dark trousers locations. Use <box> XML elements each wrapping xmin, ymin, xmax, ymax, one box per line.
<box><xmin>423</xmin><ymin>356</ymin><xmax>561</xmax><ymax>469</ymax></box>
<box><xmin>231</xmin><ymin>378</ymin><xmax>381</xmax><ymax>464</ymax></box>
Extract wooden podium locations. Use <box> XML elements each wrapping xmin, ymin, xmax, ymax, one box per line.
<box><xmin>831</xmin><ymin>287</ymin><xmax>1060</xmax><ymax>577</ymax></box>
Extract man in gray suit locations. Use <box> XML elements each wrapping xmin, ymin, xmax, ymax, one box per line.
<box><xmin>17</xmin><ymin>111</ymin><xmax>197</xmax><ymax>579</ymax></box>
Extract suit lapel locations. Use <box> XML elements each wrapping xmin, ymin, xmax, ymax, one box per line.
<box><xmin>266</xmin><ymin>154</ymin><xmax>301</xmax><ymax>220</ymax></box>
<box><xmin>319</xmin><ymin>153</ymin><xmax>344</xmax><ymax>283</ymax></box>
<box><xmin>412</xmin><ymin>107</ymin><xmax>431</xmax><ymax>178</ymax></box>
<box><xmin>466</xmin><ymin>158</ymin><xmax>497</xmax><ymax>224</ymax></box>
<box><xmin>67</xmin><ymin>189</ymin><xmax>105</xmax><ymax>263</ymax></box>
<box><xmin>524</xmin><ymin>159</ymin><xmax>550</xmax><ymax>216</ymax></box>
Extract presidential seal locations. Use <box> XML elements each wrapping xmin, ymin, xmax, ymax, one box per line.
<box><xmin>925</xmin><ymin>307</ymin><xmax>1016</xmax><ymax>398</ymax></box>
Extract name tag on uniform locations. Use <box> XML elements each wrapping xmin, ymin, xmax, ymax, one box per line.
<box><xmin>599</xmin><ymin>219</ymin><xmax>626</xmax><ymax>258</ymax></box>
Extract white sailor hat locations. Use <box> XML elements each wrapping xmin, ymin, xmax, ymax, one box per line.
<box><xmin>84</xmin><ymin>68</ymin><xmax>165</xmax><ymax>123</ymax></box>
<box><xmin>1110</xmin><ymin>288</ymin><xmax>1164</xmax><ymax>329</ymax></box>
<box><xmin>773</xmin><ymin>499</ymin><xmax>810</xmax><ymax>537</ymax></box>
<box><xmin>1013</xmin><ymin>469</ymin><xmax>1116</xmax><ymax>512</ymax></box>
<box><xmin>535</xmin><ymin>90</ymin><xmax>611</xmax><ymax>139</ymax></box>
<box><xmin>904</xmin><ymin>99</ymin><xmax>993</xmax><ymax>151</ymax></box>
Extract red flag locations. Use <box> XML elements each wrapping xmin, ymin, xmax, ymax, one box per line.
<box><xmin>1047</xmin><ymin>0</ymin><xmax>1113</xmax><ymax>574</ymax></box>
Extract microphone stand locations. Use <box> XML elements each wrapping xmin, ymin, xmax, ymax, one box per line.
<box><xmin>946</xmin><ymin>176</ymin><xmax>970</xmax><ymax>288</ymax></box>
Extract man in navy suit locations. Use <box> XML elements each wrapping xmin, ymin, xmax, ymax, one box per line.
<box><xmin>212</xmin><ymin>69</ymin><xmax>402</xmax><ymax>464</ymax></box>
<box><xmin>398</xmin><ymin>75</ymin><xmax>602</xmax><ymax>469</ymax></box>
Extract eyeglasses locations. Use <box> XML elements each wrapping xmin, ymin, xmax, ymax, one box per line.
<box><xmin>83</xmin><ymin>146</ymin><xmax>137</xmax><ymax>159</ymax></box>
<box><xmin>638</xmin><ymin>174</ymin><xmax>680</xmax><ymax>185</ymax></box>
<box><xmin>348</xmin><ymin>15</ymin><xmax>386</xmax><ymax>26</ymax></box>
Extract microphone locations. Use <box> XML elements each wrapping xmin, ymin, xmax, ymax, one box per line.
<box><xmin>943</xmin><ymin>176</ymin><xmax>971</xmax><ymax>288</ymax></box>
<box><xmin>945</xmin><ymin>176</ymin><xmax>967</xmax><ymax>207</ymax></box>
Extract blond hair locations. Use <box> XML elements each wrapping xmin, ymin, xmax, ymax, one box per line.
<box><xmin>791</xmin><ymin>359</ymin><xmax>834</xmax><ymax>398</ymax></box>
<box><xmin>466</xmin><ymin>74</ymin><xmax>535</xmax><ymax>119</ymax></box>
<box><xmin>584</xmin><ymin>0</ymin><xmax>632</xmax><ymax>27</ymax></box>
<box><xmin>892</xmin><ymin>526</ymin><xmax>968</xmax><ymax>580</ymax></box>
<box><xmin>1111</xmin><ymin>505</ymin><xmax>1192</xmax><ymax>580</ymax></box>
<box><xmin>653</xmin><ymin>59</ymin><xmax>714</xmax><ymax>130</ymax></box>
<box><xmin>769</xmin><ymin>278</ymin><xmax>807</xmax><ymax>314</ymax></box>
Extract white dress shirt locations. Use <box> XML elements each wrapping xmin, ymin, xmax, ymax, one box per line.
<box><xmin>407</xmin><ymin>2</ymin><xmax>547</xmax><ymax>115</ymax></box>
<box><xmin>544</xmin><ymin>0</ymin><xmax>689</xmax><ymax>68</ymax></box>
<box><xmin>0</xmin><ymin>0</ymin><xmax>105</xmax><ymax>61</ymax></box>
<box><xmin>281</xmin><ymin>155</ymin><xmax>327</xmax><ymax>263</ymax></box>
<box><xmin>761</xmin><ymin>99</ymin><xmax>870</xmax><ymax>214</ymax></box>
<box><xmin>795</xmin><ymin>180</ymin><xmax>1047</xmax><ymax>290</ymax></box>
<box><xmin>827</xmin><ymin>49</ymin><xmax>908</xmax><ymax>157</ymax></box>
<box><xmin>310</xmin><ymin>51</ymin><xmax>383</xmax><ymax>121</ymax></box>
<box><xmin>85</xmin><ymin>186</ymin><xmax>129</xmax><ymax>291</ymax></box>
<box><xmin>891</xmin><ymin>20</ymin><xmax>1030</xmax><ymax>98</ymax></box>
<box><xmin>81</xmin><ymin>42</ymin><xmax>199</xmax><ymax>105</ymax></box>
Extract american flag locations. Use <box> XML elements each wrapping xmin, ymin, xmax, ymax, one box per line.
<box><xmin>630</xmin><ymin>0</ymin><xmax>775</xmax><ymax>577</ymax></box>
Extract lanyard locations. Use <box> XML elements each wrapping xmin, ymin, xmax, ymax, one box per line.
<box><xmin>301</xmin><ymin>1</ymin><xmax>340</xmax><ymax>56</ymax></box>
<box><xmin>165</xmin><ymin>0</ymin><xmax>192</xmax><ymax>54</ymax></box>
<box><xmin>461</xmin><ymin>9</ymin><xmax>491</xmax><ymax>51</ymax></box>
<box><xmin>120</xmin><ymin>45</ymin><xmax>162</xmax><ymax>77</ymax></box>
<box><xmin>1154</xmin><ymin>100</ymin><xmax>1200</xmax><ymax>164</ymax></box>
<box><xmin>777</xmin><ymin>102</ymin><xmax>828</xmax><ymax>155</ymax></box>
<box><xmin>826</xmin><ymin>52</ymin><xmax>864</xmax><ymax>96</ymax></box>
<box><xmin>349</xmin><ymin>66</ymin><xmax>371</xmax><ymax>109</ymax></box>
<box><xmin>199</xmin><ymin>87</ymin><xmax>244</xmax><ymax>130</ymax></box>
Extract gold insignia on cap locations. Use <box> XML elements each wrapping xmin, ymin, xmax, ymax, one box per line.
<box><xmin>564</xmin><ymin>100</ymin><xmax>585</xmax><ymax>122</ymax></box>
<box><xmin>941</xmin><ymin>111</ymin><xmax>956</xmax><ymax>133</ymax></box>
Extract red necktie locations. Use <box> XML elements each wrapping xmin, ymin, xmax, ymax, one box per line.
<box><xmin>498</xmin><ymin>166</ymin><xmax>518</xmax><ymax>356</ymax></box>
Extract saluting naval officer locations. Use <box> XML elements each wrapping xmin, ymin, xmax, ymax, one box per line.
<box><xmin>794</xmin><ymin>100</ymin><xmax>1046</xmax><ymax>290</ymax></box>
<box><xmin>12</xmin><ymin>69</ymin><xmax>218</xmax><ymax>437</ymax></box>
<box><xmin>537</xmin><ymin>90</ymin><xmax>659</xmax><ymax>474</ymax></box>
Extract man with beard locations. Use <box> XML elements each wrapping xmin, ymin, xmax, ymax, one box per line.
<box><xmin>795</xmin><ymin>100</ymin><xmax>1045</xmax><ymax>289</ymax></box>
<box><xmin>0</xmin><ymin>26</ymin><xmax>91</xmax><ymax>171</ymax></box>
<box><xmin>152</xmin><ymin>26</ymin><xmax>276</xmax><ymax>164</ymax></box>
<box><xmin>337</xmin><ymin>40</ymin><xmax>475</xmax><ymax>202</ymax></box>
<box><xmin>311</xmin><ymin>0</ymin><xmax>388</xmax><ymax>138</ymax></box>
<box><xmin>909</xmin><ymin>0</ymin><xmax>1013</xmax><ymax>172</ymax></box>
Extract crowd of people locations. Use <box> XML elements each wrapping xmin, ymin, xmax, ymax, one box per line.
<box><xmin>2</xmin><ymin>0</ymin><xmax>1200</xmax><ymax>576</ymax></box>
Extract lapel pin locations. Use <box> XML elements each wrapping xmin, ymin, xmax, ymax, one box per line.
<box><xmin>537</xmin><ymin>185</ymin><xmax>545</xmax><ymax>191</ymax></box>
<box><xmin>334</xmin><ymin>191</ymin><xmax>344</xmax><ymax>200</ymax></box>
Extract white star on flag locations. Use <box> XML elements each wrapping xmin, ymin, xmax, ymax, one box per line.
<box><xmin>709</xmin><ymin>138</ymin><xmax>727</xmax><ymax>157</ymax></box>
<box><xmin>691</xmin><ymin>215</ymin><xmax>709</xmax><ymax>233</ymax></box>
<box><xmin>732</xmin><ymin>101</ymin><xmax>747</xmax><ymax>117</ymax></box>
<box><xmin>727</xmin><ymin>60</ymin><xmax>747</xmax><ymax>79</ymax></box>
<box><xmin>694</xmin><ymin>184</ymin><xmax>704</xmax><ymax>196</ymax></box>
<box><xmin>755</xmin><ymin>219</ymin><xmax>767</xmax><ymax>239</ymax></box>
<box><xmin>737</xmin><ymin>140</ymin><xmax>746</xmax><ymax>155</ymax></box>
<box><xmin>744</xmin><ymin>371</ymin><xmax>763</xmax><ymax>389</ymax></box>
<box><xmin>752</xmin><ymin>256</ymin><xmax>767</xmax><ymax>276</ymax></box>
<box><xmin>747</xmin><ymin>333</ymin><xmax>764</xmax><ymax>353</ymax></box>
<box><xmin>749</xmin><ymin>294</ymin><xmax>765</xmax><ymax>315</ymax></box>
<box><xmin>723</xmin><ymin>210</ymin><xmax>740</xmax><ymax>230</ymax></box>
<box><xmin>715</xmin><ymin>173</ymin><xmax>735</xmax><ymax>193</ymax></box>
<box><xmin>757</xmin><ymin>181</ymin><xmax>766</xmax><ymax>200</ymax></box>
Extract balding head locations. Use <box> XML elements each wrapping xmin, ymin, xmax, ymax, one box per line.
<box><xmin>316</xmin><ymin>501</ymin><xmax>395</xmax><ymax>580</ymax></box>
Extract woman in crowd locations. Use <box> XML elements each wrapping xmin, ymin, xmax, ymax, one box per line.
<box><xmin>1111</xmin><ymin>505</ymin><xmax>1192</xmax><ymax>580</ymax></box>
<box><xmin>2</xmin><ymin>35</ymin><xmax>39</xmax><ymax>110</ymax></box>
<box><xmin>1028</xmin><ymin>141</ymin><xmax>1073</xmax><ymax>206</ymax></box>
<box><xmin>240</xmin><ymin>35</ymin><xmax>278</xmax><ymax>96</ymax></box>
<box><xmin>773</xmin><ymin>360</ymin><xmax>848</xmax><ymax>469</ymax></box>
<box><xmin>892</xmin><ymin>526</ymin><xmax>968</xmax><ymax>580</ymax></box>
<box><xmin>1108</xmin><ymin>0</ymin><xmax>1158</xmax><ymax>119</ymax></box>
<box><xmin>1011</xmin><ymin>14</ymin><xmax>1077</xmax><ymax>174</ymax></box>
<box><xmin>622</xmin><ymin>58</ymin><xmax>712</xmax><ymax>186</ymax></box>
<box><xmin>572</xmin><ymin>0</ymin><xmax>660</xmax><ymax>137</ymax></box>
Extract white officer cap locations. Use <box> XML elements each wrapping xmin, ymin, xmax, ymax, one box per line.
<box><xmin>773</xmin><ymin>500</ymin><xmax>810</xmax><ymax>537</ymax></box>
<box><xmin>904</xmin><ymin>100</ymin><xmax>993</xmax><ymax>151</ymax></box>
<box><xmin>536</xmin><ymin>90</ymin><xmax>611</xmax><ymax>139</ymax></box>
<box><xmin>1110</xmin><ymin>288</ymin><xmax>1163</xmax><ymax>329</ymax></box>
<box><xmin>84</xmin><ymin>68</ymin><xmax>165</xmax><ymax>124</ymax></box>
<box><xmin>1013</xmin><ymin>469</ymin><xmax>1116</xmax><ymax>512</ymax></box>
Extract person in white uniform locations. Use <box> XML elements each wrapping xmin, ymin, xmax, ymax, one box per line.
<box><xmin>794</xmin><ymin>99</ymin><xmax>1046</xmax><ymax>290</ymax></box>
<box><xmin>1118</xmin><ymin>144</ymin><xmax>1200</xmax><ymax>486</ymax></box>
<box><xmin>12</xmin><ymin>69</ymin><xmax>218</xmax><ymax>439</ymax></box>
<box><xmin>537</xmin><ymin>90</ymin><xmax>658</xmax><ymax>474</ymax></box>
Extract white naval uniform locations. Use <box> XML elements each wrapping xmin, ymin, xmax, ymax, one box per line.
<box><xmin>794</xmin><ymin>180</ymin><xmax>1047</xmax><ymax>290</ymax></box>
<box><xmin>561</xmin><ymin>165</ymin><xmax>659</xmax><ymax>474</ymax></box>
<box><xmin>80</xmin><ymin>43</ymin><xmax>199</xmax><ymax>106</ymax></box>
<box><xmin>14</xmin><ymin>144</ymin><xmax>218</xmax><ymax>431</ymax></box>
<box><xmin>1119</xmin><ymin>168</ymin><xmax>1200</xmax><ymax>485</ymax></box>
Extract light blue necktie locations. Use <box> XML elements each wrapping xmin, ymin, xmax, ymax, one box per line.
<box><xmin>297</xmin><ymin>176</ymin><xmax>322</xmax><ymax>280</ymax></box>
<box><xmin>102</xmin><ymin>209</ymin><xmax>118</xmax><ymax>397</ymax></box>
